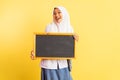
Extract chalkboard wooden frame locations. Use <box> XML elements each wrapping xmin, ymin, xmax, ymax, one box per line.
<box><xmin>34</xmin><ymin>33</ymin><xmax>75</xmax><ymax>59</ymax></box>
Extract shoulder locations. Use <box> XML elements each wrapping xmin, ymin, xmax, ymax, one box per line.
<box><xmin>69</xmin><ymin>25</ymin><xmax>74</xmax><ymax>33</ymax></box>
<box><xmin>45</xmin><ymin>23</ymin><xmax>53</xmax><ymax>32</ymax></box>
<box><xmin>46</xmin><ymin>22</ymin><xmax>54</xmax><ymax>28</ymax></box>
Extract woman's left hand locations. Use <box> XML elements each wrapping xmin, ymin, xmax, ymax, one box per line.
<box><xmin>73</xmin><ymin>33</ymin><xmax>79</xmax><ymax>41</ymax></box>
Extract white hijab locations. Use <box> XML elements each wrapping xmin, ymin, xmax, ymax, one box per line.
<box><xmin>45</xmin><ymin>6</ymin><xmax>74</xmax><ymax>33</ymax></box>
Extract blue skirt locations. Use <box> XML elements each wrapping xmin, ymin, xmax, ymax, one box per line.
<box><xmin>41</xmin><ymin>68</ymin><xmax>72</xmax><ymax>80</ymax></box>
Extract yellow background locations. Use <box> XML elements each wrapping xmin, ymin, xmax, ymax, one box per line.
<box><xmin>0</xmin><ymin>0</ymin><xmax>120</xmax><ymax>80</ymax></box>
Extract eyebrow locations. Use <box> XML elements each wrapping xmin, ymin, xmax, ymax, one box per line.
<box><xmin>54</xmin><ymin>7</ymin><xmax>58</xmax><ymax>9</ymax></box>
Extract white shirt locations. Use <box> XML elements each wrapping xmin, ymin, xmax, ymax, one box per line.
<box><xmin>40</xmin><ymin>23</ymin><xmax>73</xmax><ymax>69</ymax></box>
<box><xmin>40</xmin><ymin>59</ymin><xmax>68</xmax><ymax>69</ymax></box>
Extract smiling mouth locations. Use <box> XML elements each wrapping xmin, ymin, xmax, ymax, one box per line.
<box><xmin>56</xmin><ymin>18</ymin><xmax>61</xmax><ymax>21</ymax></box>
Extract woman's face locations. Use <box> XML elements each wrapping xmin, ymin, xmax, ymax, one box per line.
<box><xmin>53</xmin><ymin>8</ymin><xmax>63</xmax><ymax>23</ymax></box>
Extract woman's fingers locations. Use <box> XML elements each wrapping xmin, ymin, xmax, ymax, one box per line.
<box><xmin>73</xmin><ymin>34</ymin><xmax>79</xmax><ymax>41</ymax></box>
<box><xmin>30</xmin><ymin>50</ymin><xmax>35</xmax><ymax>60</ymax></box>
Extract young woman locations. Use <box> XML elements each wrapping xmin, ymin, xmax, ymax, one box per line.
<box><xmin>31</xmin><ymin>6</ymin><xmax>78</xmax><ymax>80</ymax></box>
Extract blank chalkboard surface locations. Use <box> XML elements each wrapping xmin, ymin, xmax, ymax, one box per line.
<box><xmin>35</xmin><ymin>34</ymin><xmax>75</xmax><ymax>59</ymax></box>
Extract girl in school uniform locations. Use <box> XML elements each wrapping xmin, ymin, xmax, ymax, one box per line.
<box><xmin>31</xmin><ymin>6</ymin><xmax>78</xmax><ymax>80</ymax></box>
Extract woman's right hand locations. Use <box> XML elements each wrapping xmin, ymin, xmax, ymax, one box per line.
<box><xmin>30</xmin><ymin>50</ymin><xmax>36</xmax><ymax>60</ymax></box>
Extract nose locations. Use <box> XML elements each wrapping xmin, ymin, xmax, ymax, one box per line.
<box><xmin>55</xmin><ymin>13</ymin><xmax>59</xmax><ymax>18</ymax></box>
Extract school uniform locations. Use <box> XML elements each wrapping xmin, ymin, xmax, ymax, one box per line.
<box><xmin>40</xmin><ymin>6</ymin><xmax>73</xmax><ymax>80</ymax></box>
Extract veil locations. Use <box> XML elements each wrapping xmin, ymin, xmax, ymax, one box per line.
<box><xmin>45</xmin><ymin>6</ymin><xmax>74</xmax><ymax>33</ymax></box>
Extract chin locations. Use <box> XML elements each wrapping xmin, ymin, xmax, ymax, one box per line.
<box><xmin>57</xmin><ymin>20</ymin><xmax>62</xmax><ymax>23</ymax></box>
<box><xmin>55</xmin><ymin>19</ymin><xmax>62</xmax><ymax>23</ymax></box>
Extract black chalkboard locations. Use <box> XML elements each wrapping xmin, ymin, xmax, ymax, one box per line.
<box><xmin>35</xmin><ymin>34</ymin><xmax>75</xmax><ymax>58</ymax></box>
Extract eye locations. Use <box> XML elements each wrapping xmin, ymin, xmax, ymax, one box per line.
<box><xmin>53</xmin><ymin>12</ymin><xmax>56</xmax><ymax>15</ymax></box>
<box><xmin>58</xmin><ymin>11</ymin><xmax>61</xmax><ymax>14</ymax></box>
